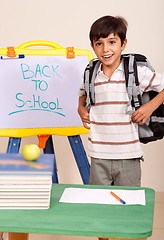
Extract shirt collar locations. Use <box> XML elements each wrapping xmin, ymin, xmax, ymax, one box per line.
<box><xmin>97</xmin><ymin>60</ymin><xmax>124</xmax><ymax>75</ymax></box>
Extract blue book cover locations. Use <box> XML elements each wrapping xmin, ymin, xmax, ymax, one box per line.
<box><xmin>0</xmin><ymin>153</ymin><xmax>54</xmax><ymax>176</ymax></box>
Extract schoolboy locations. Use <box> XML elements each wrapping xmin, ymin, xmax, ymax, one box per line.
<box><xmin>78</xmin><ymin>15</ymin><xmax>164</xmax><ymax>187</ymax></box>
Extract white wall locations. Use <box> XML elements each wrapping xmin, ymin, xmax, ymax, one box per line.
<box><xmin>0</xmin><ymin>0</ymin><xmax>163</xmax><ymax>191</ymax></box>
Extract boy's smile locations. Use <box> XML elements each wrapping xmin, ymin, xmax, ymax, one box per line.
<box><xmin>92</xmin><ymin>33</ymin><xmax>127</xmax><ymax>76</ymax></box>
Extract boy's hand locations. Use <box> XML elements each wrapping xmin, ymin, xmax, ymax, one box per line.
<box><xmin>78</xmin><ymin>95</ymin><xmax>90</xmax><ymax>129</ymax></box>
<box><xmin>131</xmin><ymin>102</ymin><xmax>153</xmax><ymax>125</ymax></box>
<box><xmin>78</xmin><ymin>106</ymin><xmax>90</xmax><ymax>129</ymax></box>
<box><xmin>131</xmin><ymin>89</ymin><xmax>164</xmax><ymax>125</ymax></box>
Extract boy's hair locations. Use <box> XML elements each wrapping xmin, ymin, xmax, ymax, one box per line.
<box><xmin>89</xmin><ymin>15</ymin><xmax>128</xmax><ymax>46</ymax></box>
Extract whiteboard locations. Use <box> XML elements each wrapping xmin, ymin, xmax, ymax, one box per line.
<box><xmin>0</xmin><ymin>55</ymin><xmax>88</xmax><ymax>130</ymax></box>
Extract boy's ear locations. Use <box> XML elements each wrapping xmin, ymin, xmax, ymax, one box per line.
<box><xmin>122</xmin><ymin>38</ymin><xmax>127</xmax><ymax>51</ymax></box>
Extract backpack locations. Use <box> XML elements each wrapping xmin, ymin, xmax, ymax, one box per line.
<box><xmin>83</xmin><ymin>54</ymin><xmax>164</xmax><ymax>144</ymax></box>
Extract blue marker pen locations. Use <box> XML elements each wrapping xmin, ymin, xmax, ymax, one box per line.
<box><xmin>111</xmin><ymin>191</ymin><xmax>126</xmax><ymax>204</ymax></box>
<box><xmin>0</xmin><ymin>55</ymin><xmax>25</xmax><ymax>60</ymax></box>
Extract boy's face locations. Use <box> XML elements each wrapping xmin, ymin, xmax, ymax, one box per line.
<box><xmin>91</xmin><ymin>33</ymin><xmax>127</xmax><ymax>71</ymax></box>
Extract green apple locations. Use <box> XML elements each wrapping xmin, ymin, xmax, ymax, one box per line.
<box><xmin>22</xmin><ymin>144</ymin><xmax>40</xmax><ymax>161</ymax></box>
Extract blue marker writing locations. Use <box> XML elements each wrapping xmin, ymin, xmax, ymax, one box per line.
<box><xmin>1</xmin><ymin>55</ymin><xmax>25</xmax><ymax>60</ymax></box>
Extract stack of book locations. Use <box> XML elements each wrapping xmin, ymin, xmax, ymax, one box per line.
<box><xmin>0</xmin><ymin>153</ymin><xmax>54</xmax><ymax>209</ymax></box>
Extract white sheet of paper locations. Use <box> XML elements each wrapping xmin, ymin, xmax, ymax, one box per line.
<box><xmin>59</xmin><ymin>188</ymin><xmax>146</xmax><ymax>205</ymax></box>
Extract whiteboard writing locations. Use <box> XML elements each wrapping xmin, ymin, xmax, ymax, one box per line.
<box><xmin>0</xmin><ymin>55</ymin><xmax>88</xmax><ymax>129</ymax></box>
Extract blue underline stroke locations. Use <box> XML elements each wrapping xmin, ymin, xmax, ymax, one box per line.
<box><xmin>9</xmin><ymin>109</ymin><xmax>65</xmax><ymax>117</ymax></box>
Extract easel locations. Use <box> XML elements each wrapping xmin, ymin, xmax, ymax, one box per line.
<box><xmin>0</xmin><ymin>40</ymin><xmax>92</xmax><ymax>240</ymax></box>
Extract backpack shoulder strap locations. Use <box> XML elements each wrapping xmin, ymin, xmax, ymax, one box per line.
<box><xmin>123</xmin><ymin>53</ymin><xmax>155</xmax><ymax>114</ymax></box>
<box><xmin>84</xmin><ymin>58</ymin><xmax>101</xmax><ymax>109</ymax></box>
<box><xmin>122</xmin><ymin>54</ymin><xmax>142</xmax><ymax>113</ymax></box>
<box><xmin>133</xmin><ymin>53</ymin><xmax>155</xmax><ymax>72</ymax></box>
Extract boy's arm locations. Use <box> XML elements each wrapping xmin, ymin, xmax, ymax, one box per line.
<box><xmin>131</xmin><ymin>89</ymin><xmax>164</xmax><ymax>125</ymax></box>
<box><xmin>78</xmin><ymin>95</ymin><xmax>90</xmax><ymax>129</ymax></box>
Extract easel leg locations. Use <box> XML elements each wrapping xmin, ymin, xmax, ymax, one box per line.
<box><xmin>68</xmin><ymin>135</ymin><xmax>90</xmax><ymax>184</ymax></box>
<box><xmin>7</xmin><ymin>138</ymin><xmax>28</xmax><ymax>240</ymax></box>
<box><xmin>43</xmin><ymin>135</ymin><xmax>58</xmax><ymax>183</ymax></box>
<box><xmin>7</xmin><ymin>137</ymin><xmax>21</xmax><ymax>153</ymax></box>
<box><xmin>99</xmin><ymin>238</ymin><xmax>108</xmax><ymax>240</ymax></box>
<box><xmin>109</xmin><ymin>238</ymin><xmax>147</xmax><ymax>240</ymax></box>
<box><xmin>8</xmin><ymin>233</ymin><xmax>29</xmax><ymax>240</ymax></box>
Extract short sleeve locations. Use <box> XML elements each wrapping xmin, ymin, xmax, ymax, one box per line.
<box><xmin>78</xmin><ymin>82</ymin><xmax>86</xmax><ymax>97</ymax></box>
<box><xmin>137</xmin><ymin>66</ymin><xmax>164</xmax><ymax>94</ymax></box>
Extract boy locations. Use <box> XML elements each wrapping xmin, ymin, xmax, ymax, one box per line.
<box><xmin>78</xmin><ymin>16</ymin><xmax>164</xmax><ymax>240</ymax></box>
<box><xmin>78</xmin><ymin>15</ymin><xmax>164</xmax><ymax>188</ymax></box>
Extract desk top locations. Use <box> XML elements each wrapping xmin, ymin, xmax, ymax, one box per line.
<box><xmin>0</xmin><ymin>184</ymin><xmax>155</xmax><ymax>239</ymax></box>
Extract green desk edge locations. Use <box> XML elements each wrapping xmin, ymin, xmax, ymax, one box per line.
<box><xmin>0</xmin><ymin>184</ymin><xmax>155</xmax><ymax>239</ymax></box>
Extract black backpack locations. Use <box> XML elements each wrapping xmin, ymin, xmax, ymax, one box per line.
<box><xmin>83</xmin><ymin>54</ymin><xmax>164</xmax><ymax>144</ymax></box>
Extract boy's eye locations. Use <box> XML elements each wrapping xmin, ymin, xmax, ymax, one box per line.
<box><xmin>110</xmin><ymin>41</ymin><xmax>115</xmax><ymax>44</ymax></box>
<box><xmin>95</xmin><ymin>42</ymin><xmax>101</xmax><ymax>46</ymax></box>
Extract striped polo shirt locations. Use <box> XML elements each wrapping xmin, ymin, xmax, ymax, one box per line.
<box><xmin>79</xmin><ymin>61</ymin><xmax>164</xmax><ymax>159</ymax></box>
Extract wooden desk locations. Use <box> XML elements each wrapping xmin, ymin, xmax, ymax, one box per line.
<box><xmin>0</xmin><ymin>184</ymin><xmax>155</xmax><ymax>240</ymax></box>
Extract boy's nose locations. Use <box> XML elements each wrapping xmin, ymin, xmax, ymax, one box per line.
<box><xmin>103</xmin><ymin>43</ymin><xmax>109</xmax><ymax>52</ymax></box>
